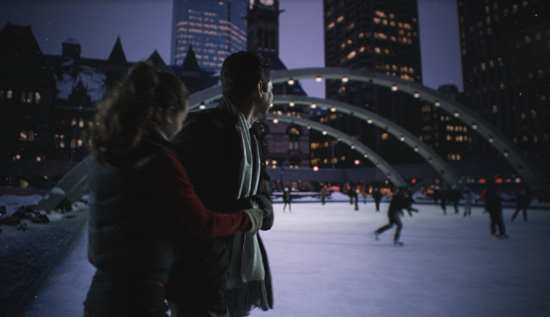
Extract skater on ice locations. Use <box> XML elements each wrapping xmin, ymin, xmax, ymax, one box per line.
<box><xmin>374</xmin><ymin>188</ymin><xmax>417</xmax><ymax>246</ymax></box>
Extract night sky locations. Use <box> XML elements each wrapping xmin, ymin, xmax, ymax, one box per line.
<box><xmin>0</xmin><ymin>0</ymin><xmax>462</xmax><ymax>97</ymax></box>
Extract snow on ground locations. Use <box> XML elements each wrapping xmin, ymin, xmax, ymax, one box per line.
<box><xmin>20</xmin><ymin>201</ymin><xmax>550</xmax><ymax>317</ymax></box>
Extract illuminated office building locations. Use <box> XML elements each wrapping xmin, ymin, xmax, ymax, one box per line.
<box><xmin>457</xmin><ymin>0</ymin><xmax>550</xmax><ymax>175</ymax></box>
<box><xmin>171</xmin><ymin>0</ymin><xmax>248</xmax><ymax>73</ymax></box>
<box><xmin>311</xmin><ymin>0</ymin><xmax>425</xmax><ymax>168</ymax></box>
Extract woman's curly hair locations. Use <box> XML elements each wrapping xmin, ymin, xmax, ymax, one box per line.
<box><xmin>88</xmin><ymin>61</ymin><xmax>188</xmax><ymax>164</ymax></box>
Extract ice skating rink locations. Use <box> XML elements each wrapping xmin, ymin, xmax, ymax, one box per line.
<box><xmin>22</xmin><ymin>201</ymin><xmax>550</xmax><ymax>317</ymax></box>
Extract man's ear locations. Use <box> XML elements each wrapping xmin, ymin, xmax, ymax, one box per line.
<box><xmin>256</xmin><ymin>80</ymin><xmax>264</xmax><ymax>97</ymax></box>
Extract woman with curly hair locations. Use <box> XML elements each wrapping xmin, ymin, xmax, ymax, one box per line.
<box><xmin>83</xmin><ymin>62</ymin><xmax>265</xmax><ymax>316</ymax></box>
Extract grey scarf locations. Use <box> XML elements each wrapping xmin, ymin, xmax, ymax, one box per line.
<box><xmin>221</xmin><ymin>98</ymin><xmax>269</xmax><ymax>316</ymax></box>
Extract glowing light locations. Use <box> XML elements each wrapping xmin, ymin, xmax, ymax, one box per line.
<box><xmin>454</xmin><ymin>111</ymin><xmax>460</xmax><ymax>118</ymax></box>
<box><xmin>414</xmin><ymin>146</ymin><xmax>419</xmax><ymax>152</ymax></box>
<box><xmin>367</xmin><ymin>118</ymin><xmax>373</xmax><ymax>124</ymax></box>
<box><xmin>288</xmin><ymin>78</ymin><xmax>295</xmax><ymax>85</ymax></box>
<box><xmin>399</xmin><ymin>136</ymin><xmax>405</xmax><ymax>142</ymax></box>
<box><xmin>199</xmin><ymin>103</ymin><xmax>206</xmax><ymax>110</ymax></box>
<box><xmin>434</xmin><ymin>100</ymin><xmax>441</xmax><ymax>107</ymax></box>
<box><xmin>354</xmin><ymin>160</ymin><xmax>360</xmax><ymax>165</ymax></box>
<box><xmin>313</xmin><ymin>166</ymin><xmax>319</xmax><ymax>172</ymax></box>
<box><xmin>363</xmin><ymin>154</ymin><xmax>368</xmax><ymax>158</ymax></box>
<box><xmin>315</xmin><ymin>76</ymin><xmax>322</xmax><ymax>82</ymax></box>
<box><xmin>391</xmin><ymin>84</ymin><xmax>399</xmax><ymax>92</ymax></box>
<box><xmin>322</xmin><ymin>130</ymin><xmax>328</xmax><ymax>135</ymax></box>
<box><xmin>330</xmin><ymin>107</ymin><xmax>336</xmax><ymax>112</ymax></box>
<box><xmin>503</xmin><ymin>150</ymin><xmax>509</xmax><ymax>157</ymax></box>
<box><xmin>273</xmin><ymin>118</ymin><xmax>279</xmax><ymax>124</ymax></box>
<box><xmin>310</xmin><ymin>103</ymin><xmax>317</xmax><ymax>109</ymax></box>
<box><xmin>289</xmin><ymin>102</ymin><xmax>295</xmax><ymax>107</ymax></box>
<box><xmin>472</xmin><ymin>123</ymin><xmax>478</xmax><ymax>130</ymax></box>
<box><xmin>342</xmin><ymin>76</ymin><xmax>349</xmax><ymax>83</ymax></box>
<box><xmin>413</xmin><ymin>91</ymin><xmax>420</xmax><ymax>98</ymax></box>
<box><xmin>351</xmin><ymin>145</ymin><xmax>356</xmax><ymax>149</ymax></box>
<box><xmin>488</xmin><ymin>136</ymin><xmax>494</xmax><ymax>143</ymax></box>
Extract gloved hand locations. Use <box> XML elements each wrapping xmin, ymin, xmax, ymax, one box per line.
<box><xmin>242</xmin><ymin>208</ymin><xmax>268</xmax><ymax>234</ymax></box>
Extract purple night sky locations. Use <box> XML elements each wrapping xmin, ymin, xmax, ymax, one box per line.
<box><xmin>0</xmin><ymin>0</ymin><xmax>462</xmax><ymax>97</ymax></box>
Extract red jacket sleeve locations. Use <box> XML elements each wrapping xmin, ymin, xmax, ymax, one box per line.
<box><xmin>136</xmin><ymin>150</ymin><xmax>251</xmax><ymax>239</ymax></box>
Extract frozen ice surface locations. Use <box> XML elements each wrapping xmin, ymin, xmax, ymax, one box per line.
<box><xmin>21</xmin><ymin>202</ymin><xmax>550</xmax><ymax>316</ymax></box>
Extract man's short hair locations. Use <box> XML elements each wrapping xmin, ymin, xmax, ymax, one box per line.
<box><xmin>221</xmin><ymin>51</ymin><xmax>271</xmax><ymax>102</ymax></box>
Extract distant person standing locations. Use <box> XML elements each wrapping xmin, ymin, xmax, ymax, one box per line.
<box><xmin>463</xmin><ymin>190</ymin><xmax>473</xmax><ymax>217</ymax></box>
<box><xmin>283</xmin><ymin>187</ymin><xmax>292</xmax><ymax>212</ymax></box>
<box><xmin>449</xmin><ymin>189</ymin><xmax>460</xmax><ymax>214</ymax></box>
<box><xmin>372</xmin><ymin>188</ymin><xmax>382</xmax><ymax>212</ymax></box>
<box><xmin>511</xmin><ymin>187</ymin><xmax>531</xmax><ymax>222</ymax></box>
<box><xmin>349</xmin><ymin>187</ymin><xmax>359</xmax><ymax>211</ymax></box>
<box><xmin>440</xmin><ymin>190</ymin><xmax>448</xmax><ymax>215</ymax></box>
<box><xmin>480</xmin><ymin>180</ymin><xmax>508</xmax><ymax>239</ymax></box>
<box><xmin>361</xmin><ymin>185</ymin><xmax>368</xmax><ymax>204</ymax></box>
<box><xmin>321</xmin><ymin>185</ymin><xmax>327</xmax><ymax>205</ymax></box>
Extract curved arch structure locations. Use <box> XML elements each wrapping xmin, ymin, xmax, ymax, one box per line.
<box><xmin>188</xmin><ymin>67</ymin><xmax>546</xmax><ymax>192</ymax></box>
<box><xmin>268</xmin><ymin>113</ymin><xmax>407</xmax><ymax>187</ymax></box>
<box><xmin>273</xmin><ymin>95</ymin><xmax>461</xmax><ymax>188</ymax></box>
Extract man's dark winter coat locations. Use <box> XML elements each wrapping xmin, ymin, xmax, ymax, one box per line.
<box><xmin>167</xmin><ymin>102</ymin><xmax>274</xmax><ymax>313</ymax></box>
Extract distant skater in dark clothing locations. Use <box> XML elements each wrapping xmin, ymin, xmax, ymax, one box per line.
<box><xmin>283</xmin><ymin>187</ymin><xmax>292</xmax><ymax>212</ymax></box>
<box><xmin>511</xmin><ymin>188</ymin><xmax>530</xmax><ymax>222</ymax></box>
<box><xmin>350</xmin><ymin>189</ymin><xmax>359</xmax><ymax>211</ymax></box>
<box><xmin>480</xmin><ymin>181</ymin><xmax>508</xmax><ymax>239</ymax></box>
<box><xmin>463</xmin><ymin>190</ymin><xmax>473</xmax><ymax>217</ymax></box>
<box><xmin>374</xmin><ymin>189</ymin><xmax>417</xmax><ymax>246</ymax></box>
<box><xmin>449</xmin><ymin>189</ymin><xmax>460</xmax><ymax>214</ymax></box>
<box><xmin>440</xmin><ymin>191</ymin><xmax>447</xmax><ymax>214</ymax></box>
<box><xmin>321</xmin><ymin>186</ymin><xmax>327</xmax><ymax>205</ymax></box>
<box><xmin>372</xmin><ymin>189</ymin><xmax>382</xmax><ymax>212</ymax></box>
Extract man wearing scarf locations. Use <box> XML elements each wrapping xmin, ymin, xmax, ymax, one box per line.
<box><xmin>168</xmin><ymin>51</ymin><xmax>274</xmax><ymax>317</ymax></box>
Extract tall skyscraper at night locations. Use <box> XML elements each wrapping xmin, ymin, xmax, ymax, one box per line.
<box><xmin>171</xmin><ymin>0</ymin><xmax>248</xmax><ymax>73</ymax></box>
<box><xmin>312</xmin><ymin>0</ymin><xmax>425</xmax><ymax>169</ymax></box>
<box><xmin>457</xmin><ymin>0</ymin><xmax>549</xmax><ymax>176</ymax></box>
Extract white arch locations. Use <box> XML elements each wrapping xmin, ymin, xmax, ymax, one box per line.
<box><xmin>188</xmin><ymin>67</ymin><xmax>545</xmax><ymax>192</ymax></box>
<box><xmin>273</xmin><ymin>95</ymin><xmax>461</xmax><ymax>187</ymax></box>
<box><xmin>268</xmin><ymin>113</ymin><xmax>407</xmax><ymax>187</ymax></box>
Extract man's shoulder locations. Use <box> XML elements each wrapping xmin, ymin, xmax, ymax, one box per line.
<box><xmin>172</xmin><ymin>107</ymin><xmax>238</xmax><ymax>148</ymax></box>
<box><xmin>184</xmin><ymin>107</ymin><xmax>235</xmax><ymax>131</ymax></box>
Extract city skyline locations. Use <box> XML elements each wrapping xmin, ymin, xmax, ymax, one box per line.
<box><xmin>0</xmin><ymin>0</ymin><xmax>462</xmax><ymax>98</ymax></box>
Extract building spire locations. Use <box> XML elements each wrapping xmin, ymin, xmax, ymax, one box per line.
<box><xmin>108</xmin><ymin>36</ymin><xmax>127</xmax><ymax>64</ymax></box>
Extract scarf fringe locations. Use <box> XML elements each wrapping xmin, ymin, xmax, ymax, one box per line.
<box><xmin>226</xmin><ymin>280</ymin><xmax>270</xmax><ymax>316</ymax></box>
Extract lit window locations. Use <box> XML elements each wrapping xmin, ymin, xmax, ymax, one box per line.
<box><xmin>34</xmin><ymin>92</ymin><xmax>41</xmax><ymax>104</ymax></box>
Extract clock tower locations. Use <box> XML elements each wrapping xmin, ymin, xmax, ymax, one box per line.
<box><xmin>247</xmin><ymin>0</ymin><xmax>282</xmax><ymax>54</ymax></box>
